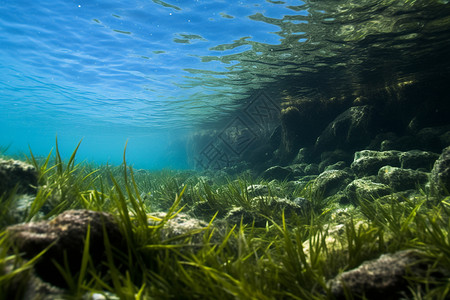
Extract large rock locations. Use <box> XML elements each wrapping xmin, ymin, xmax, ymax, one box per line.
<box><xmin>311</xmin><ymin>170</ymin><xmax>354</xmax><ymax>199</ymax></box>
<box><xmin>328</xmin><ymin>250</ymin><xmax>425</xmax><ymax>300</ymax></box>
<box><xmin>262</xmin><ymin>166</ymin><xmax>294</xmax><ymax>181</ymax></box>
<box><xmin>345</xmin><ymin>179</ymin><xmax>392</xmax><ymax>204</ymax></box>
<box><xmin>6</xmin><ymin>210</ymin><xmax>124</xmax><ymax>288</ymax></box>
<box><xmin>430</xmin><ymin>146</ymin><xmax>450</xmax><ymax>196</ymax></box>
<box><xmin>0</xmin><ymin>159</ymin><xmax>38</xmax><ymax>195</ymax></box>
<box><xmin>378</xmin><ymin>166</ymin><xmax>429</xmax><ymax>192</ymax></box>
<box><xmin>351</xmin><ymin>150</ymin><xmax>401</xmax><ymax>176</ymax></box>
<box><xmin>399</xmin><ymin>150</ymin><xmax>439</xmax><ymax>171</ymax></box>
<box><xmin>315</xmin><ymin>105</ymin><xmax>376</xmax><ymax>152</ymax></box>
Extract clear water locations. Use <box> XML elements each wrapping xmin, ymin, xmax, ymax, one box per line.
<box><xmin>1</xmin><ymin>0</ymin><xmax>449</xmax><ymax>169</ymax></box>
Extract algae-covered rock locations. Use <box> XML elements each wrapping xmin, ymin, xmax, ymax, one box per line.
<box><xmin>246</xmin><ymin>184</ymin><xmax>281</xmax><ymax>197</ymax></box>
<box><xmin>0</xmin><ymin>159</ymin><xmax>38</xmax><ymax>195</ymax></box>
<box><xmin>319</xmin><ymin>150</ymin><xmax>352</xmax><ymax>172</ymax></box>
<box><xmin>430</xmin><ymin>146</ymin><xmax>450</xmax><ymax>196</ymax></box>
<box><xmin>324</xmin><ymin>161</ymin><xmax>348</xmax><ymax>171</ymax></box>
<box><xmin>6</xmin><ymin>210</ymin><xmax>124</xmax><ymax>287</ymax></box>
<box><xmin>311</xmin><ymin>170</ymin><xmax>354</xmax><ymax>199</ymax></box>
<box><xmin>345</xmin><ymin>179</ymin><xmax>391</xmax><ymax>204</ymax></box>
<box><xmin>315</xmin><ymin>105</ymin><xmax>376</xmax><ymax>152</ymax></box>
<box><xmin>148</xmin><ymin>212</ymin><xmax>208</xmax><ymax>244</ymax></box>
<box><xmin>328</xmin><ymin>250</ymin><xmax>425</xmax><ymax>300</ymax></box>
<box><xmin>304</xmin><ymin>163</ymin><xmax>320</xmax><ymax>175</ymax></box>
<box><xmin>399</xmin><ymin>150</ymin><xmax>439</xmax><ymax>171</ymax></box>
<box><xmin>378</xmin><ymin>166</ymin><xmax>429</xmax><ymax>192</ymax></box>
<box><xmin>351</xmin><ymin>150</ymin><xmax>401</xmax><ymax>176</ymax></box>
<box><xmin>262</xmin><ymin>165</ymin><xmax>293</xmax><ymax>181</ymax></box>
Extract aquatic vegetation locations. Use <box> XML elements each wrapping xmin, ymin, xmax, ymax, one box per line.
<box><xmin>0</xmin><ymin>144</ymin><xmax>449</xmax><ymax>299</ymax></box>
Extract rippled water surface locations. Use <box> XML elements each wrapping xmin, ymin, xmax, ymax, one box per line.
<box><xmin>1</xmin><ymin>0</ymin><xmax>449</xmax><ymax>168</ymax></box>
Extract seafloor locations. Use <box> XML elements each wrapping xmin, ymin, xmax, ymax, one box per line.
<box><xmin>0</xmin><ymin>135</ymin><xmax>449</xmax><ymax>299</ymax></box>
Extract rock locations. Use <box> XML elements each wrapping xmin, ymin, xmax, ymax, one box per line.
<box><xmin>1</xmin><ymin>259</ymin><xmax>65</xmax><ymax>299</ymax></box>
<box><xmin>225</xmin><ymin>206</ymin><xmax>260</xmax><ymax>225</ymax></box>
<box><xmin>430</xmin><ymin>146</ymin><xmax>450</xmax><ymax>196</ymax></box>
<box><xmin>319</xmin><ymin>150</ymin><xmax>352</xmax><ymax>172</ymax></box>
<box><xmin>304</xmin><ymin>163</ymin><xmax>320</xmax><ymax>175</ymax></box>
<box><xmin>345</xmin><ymin>179</ymin><xmax>392</xmax><ymax>204</ymax></box>
<box><xmin>246</xmin><ymin>184</ymin><xmax>269</xmax><ymax>197</ymax></box>
<box><xmin>328</xmin><ymin>250</ymin><xmax>425</xmax><ymax>300</ymax></box>
<box><xmin>246</xmin><ymin>184</ymin><xmax>281</xmax><ymax>197</ymax></box>
<box><xmin>367</xmin><ymin>132</ymin><xmax>398</xmax><ymax>151</ymax></box>
<box><xmin>399</xmin><ymin>150</ymin><xmax>439</xmax><ymax>171</ymax></box>
<box><xmin>315</xmin><ymin>105</ymin><xmax>376</xmax><ymax>152</ymax></box>
<box><xmin>440</xmin><ymin>130</ymin><xmax>450</xmax><ymax>148</ymax></box>
<box><xmin>279</xmin><ymin>98</ymin><xmax>349</xmax><ymax>158</ymax></box>
<box><xmin>6</xmin><ymin>210</ymin><xmax>124</xmax><ymax>288</ymax></box>
<box><xmin>289</xmin><ymin>163</ymin><xmax>308</xmax><ymax>177</ymax></box>
<box><xmin>0</xmin><ymin>159</ymin><xmax>38</xmax><ymax>195</ymax></box>
<box><xmin>378</xmin><ymin>166</ymin><xmax>429</xmax><ymax>192</ymax></box>
<box><xmin>351</xmin><ymin>150</ymin><xmax>401</xmax><ymax>176</ymax></box>
<box><xmin>148</xmin><ymin>212</ymin><xmax>208</xmax><ymax>244</ymax></box>
<box><xmin>265</xmin><ymin>197</ymin><xmax>305</xmax><ymax>217</ymax></box>
<box><xmin>292</xmin><ymin>147</ymin><xmax>313</xmax><ymax>164</ymax></box>
<box><xmin>416</xmin><ymin>126</ymin><xmax>447</xmax><ymax>151</ymax></box>
<box><xmin>324</xmin><ymin>161</ymin><xmax>347</xmax><ymax>171</ymax></box>
<box><xmin>311</xmin><ymin>170</ymin><xmax>354</xmax><ymax>199</ymax></box>
<box><xmin>262</xmin><ymin>166</ymin><xmax>293</xmax><ymax>181</ymax></box>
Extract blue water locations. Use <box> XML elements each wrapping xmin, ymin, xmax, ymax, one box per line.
<box><xmin>2</xmin><ymin>1</ymin><xmax>448</xmax><ymax>169</ymax></box>
<box><xmin>0</xmin><ymin>0</ymin><xmax>304</xmax><ymax>169</ymax></box>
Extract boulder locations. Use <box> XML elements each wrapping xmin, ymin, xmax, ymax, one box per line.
<box><xmin>311</xmin><ymin>170</ymin><xmax>354</xmax><ymax>199</ymax></box>
<box><xmin>328</xmin><ymin>250</ymin><xmax>425</xmax><ymax>300</ymax></box>
<box><xmin>430</xmin><ymin>146</ymin><xmax>450</xmax><ymax>196</ymax></box>
<box><xmin>315</xmin><ymin>105</ymin><xmax>376</xmax><ymax>152</ymax></box>
<box><xmin>399</xmin><ymin>150</ymin><xmax>439</xmax><ymax>171</ymax></box>
<box><xmin>6</xmin><ymin>210</ymin><xmax>124</xmax><ymax>288</ymax></box>
<box><xmin>324</xmin><ymin>161</ymin><xmax>347</xmax><ymax>172</ymax></box>
<box><xmin>262</xmin><ymin>166</ymin><xmax>293</xmax><ymax>181</ymax></box>
<box><xmin>351</xmin><ymin>150</ymin><xmax>401</xmax><ymax>176</ymax></box>
<box><xmin>246</xmin><ymin>184</ymin><xmax>281</xmax><ymax>197</ymax></box>
<box><xmin>345</xmin><ymin>179</ymin><xmax>392</xmax><ymax>204</ymax></box>
<box><xmin>148</xmin><ymin>212</ymin><xmax>209</xmax><ymax>245</ymax></box>
<box><xmin>378</xmin><ymin>166</ymin><xmax>429</xmax><ymax>192</ymax></box>
<box><xmin>319</xmin><ymin>150</ymin><xmax>353</xmax><ymax>172</ymax></box>
<box><xmin>0</xmin><ymin>159</ymin><xmax>38</xmax><ymax>195</ymax></box>
<box><xmin>304</xmin><ymin>163</ymin><xmax>320</xmax><ymax>175</ymax></box>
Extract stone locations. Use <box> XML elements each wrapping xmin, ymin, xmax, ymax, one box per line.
<box><xmin>148</xmin><ymin>212</ymin><xmax>209</xmax><ymax>244</ymax></box>
<box><xmin>0</xmin><ymin>159</ymin><xmax>38</xmax><ymax>195</ymax></box>
<box><xmin>265</xmin><ymin>197</ymin><xmax>305</xmax><ymax>217</ymax></box>
<box><xmin>311</xmin><ymin>170</ymin><xmax>354</xmax><ymax>199</ymax></box>
<box><xmin>351</xmin><ymin>150</ymin><xmax>401</xmax><ymax>176</ymax></box>
<box><xmin>6</xmin><ymin>210</ymin><xmax>124</xmax><ymax>287</ymax></box>
<box><xmin>345</xmin><ymin>179</ymin><xmax>392</xmax><ymax>204</ymax></box>
<box><xmin>225</xmin><ymin>206</ymin><xmax>260</xmax><ymax>225</ymax></box>
<box><xmin>261</xmin><ymin>166</ymin><xmax>293</xmax><ymax>181</ymax></box>
<box><xmin>399</xmin><ymin>150</ymin><xmax>439</xmax><ymax>171</ymax></box>
<box><xmin>324</xmin><ymin>161</ymin><xmax>347</xmax><ymax>171</ymax></box>
<box><xmin>328</xmin><ymin>250</ymin><xmax>425</xmax><ymax>300</ymax></box>
<box><xmin>292</xmin><ymin>147</ymin><xmax>313</xmax><ymax>164</ymax></box>
<box><xmin>246</xmin><ymin>184</ymin><xmax>269</xmax><ymax>197</ymax></box>
<box><xmin>416</xmin><ymin>126</ymin><xmax>447</xmax><ymax>151</ymax></box>
<box><xmin>440</xmin><ymin>131</ymin><xmax>450</xmax><ymax>148</ymax></box>
<box><xmin>315</xmin><ymin>105</ymin><xmax>376</xmax><ymax>152</ymax></box>
<box><xmin>1</xmin><ymin>259</ymin><xmax>65</xmax><ymax>299</ymax></box>
<box><xmin>378</xmin><ymin>166</ymin><xmax>429</xmax><ymax>192</ymax></box>
<box><xmin>430</xmin><ymin>146</ymin><xmax>450</xmax><ymax>196</ymax></box>
<box><xmin>304</xmin><ymin>163</ymin><xmax>320</xmax><ymax>175</ymax></box>
<box><xmin>319</xmin><ymin>150</ymin><xmax>352</xmax><ymax>172</ymax></box>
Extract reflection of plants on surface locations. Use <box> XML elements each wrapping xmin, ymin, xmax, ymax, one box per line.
<box><xmin>1</xmin><ymin>142</ymin><xmax>449</xmax><ymax>299</ymax></box>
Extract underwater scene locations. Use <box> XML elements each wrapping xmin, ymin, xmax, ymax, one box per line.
<box><xmin>1</xmin><ymin>0</ymin><xmax>450</xmax><ymax>299</ymax></box>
